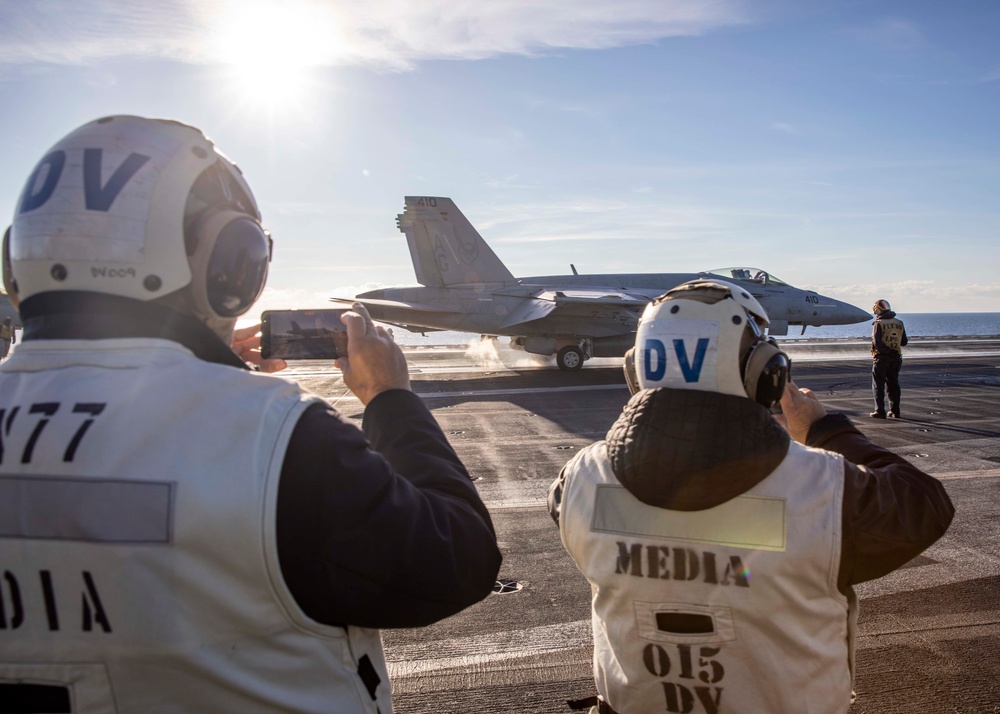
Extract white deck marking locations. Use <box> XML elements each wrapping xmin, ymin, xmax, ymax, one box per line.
<box><xmin>386</xmin><ymin>618</ymin><xmax>592</xmax><ymax>677</ymax></box>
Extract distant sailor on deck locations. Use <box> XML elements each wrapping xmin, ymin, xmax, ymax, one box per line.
<box><xmin>870</xmin><ymin>298</ymin><xmax>908</xmax><ymax>419</ymax></box>
<box><xmin>0</xmin><ymin>316</ymin><xmax>14</xmax><ymax>359</ymax></box>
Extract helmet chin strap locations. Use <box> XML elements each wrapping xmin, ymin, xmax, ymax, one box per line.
<box><xmin>196</xmin><ymin>309</ymin><xmax>238</xmax><ymax>346</ymax></box>
<box><xmin>154</xmin><ymin>287</ymin><xmax>237</xmax><ymax>346</ymax></box>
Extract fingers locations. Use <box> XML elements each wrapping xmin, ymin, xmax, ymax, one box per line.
<box><xmin>231</xmin><ymin>326</ymin><xmax>288</xmax><ymax>373</ymax></box>
<box><xmin>780</xmin><ymin>383</ymin><xmax>817</xmax><ymax>417</ymax></box>
<box><xmin>239</xmin><ymin>352</ymin><xmax>288</xmax><ymax>372</ymax></box>
<box><xmin>350</xmin><ymin>301</ymin><xmax>373</xmax><ymax>322</ymax></box>
<box><xmin>230</xmin><ymin>328</ymin><xmax>260</xmax><ymax>362</ymax></box>
<box><xmin>336</xmin><ymin>303</ymin><xmax>410</xmax><ymax>404</ymax></box>
<box><xmin>777</xmin><ymin>379</ymin><xmax>828</xmax><ymax>444</ymax></box>
<box><xmin>341</xmin><ymin>302</ymin><xmax>375</xmax><ymax>343</ymax></box>
<box><xmin>782</xmin><ymin>380</ymin><xmax>816</xmax><ymax>404</ymax></box>
<box><xmin>779</xmin><ymin>381</ymin><xmax>797</xmax><ymax>410</ymax></box>
<box><xmin>242</xmin><ymin>351</ymin><xmax>288</xmax><ymax>373</ymax></box>
<box><xmin>257</xmin><ymin>358</ymin><xmax>288</xmax><ymax>373</ymax></box>
<box><xmin>232</xmin><ymin>323</ymin><xmax>261</xmax><ymax>344</ymax></box>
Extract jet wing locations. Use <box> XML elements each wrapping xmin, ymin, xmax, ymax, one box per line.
<box><xmin>497</xmin><ymin>289</ymin><xmax>648</xmax><ymax>330</ymax></box>
<box><xmin>533</xmin><ymin>289</ymin><xmax>649</xmax><ymax>306</ymax></box>
<box><xmin>498</xmin><ymin>298</ymin><xmax>559</xmax><ymax>328</ymax></box>
<box><xmin>330</xmin><ymin>296</ymin><xmax>463</xmax><ymax>313</ymax></box>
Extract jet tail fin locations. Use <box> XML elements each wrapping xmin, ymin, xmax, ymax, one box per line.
<box><xmin>397</xmin><ymin>196</ymin><xmax>516</xmax><ymax>287</ymax></box>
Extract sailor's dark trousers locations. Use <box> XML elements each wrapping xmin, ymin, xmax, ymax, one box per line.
<box><xmin>872</xmin><ymin>353</ymin><xmax>902</xmax><ymax>415</ymax></box>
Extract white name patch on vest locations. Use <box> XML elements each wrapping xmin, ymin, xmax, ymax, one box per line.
<box><xmin>592</xmin><ymin>485</ymin><xmax>787</xmax><ymax>551</ymax></box>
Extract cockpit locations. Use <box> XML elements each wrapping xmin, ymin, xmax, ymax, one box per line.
<box><xmin>707</xmin><ymin>267</ymin><xmax>789</xmax><ymax>287</ymax></box>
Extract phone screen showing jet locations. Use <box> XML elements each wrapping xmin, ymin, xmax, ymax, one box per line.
<box><xmin>260</xmin><ymin>309</ymin><xmax>349</xmax><ymax>360</ymax></box>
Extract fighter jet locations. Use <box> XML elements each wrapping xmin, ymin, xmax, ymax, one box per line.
<box><xmin>339</xmin><ymin>197</ymin><xmax>870</xmax><ymax>371</ymax></box>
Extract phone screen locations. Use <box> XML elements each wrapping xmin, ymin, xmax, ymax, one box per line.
<box><xmin>260</xmin><ymin>309</ymin><xmax>349</xmax><ymax>360</ymax></box>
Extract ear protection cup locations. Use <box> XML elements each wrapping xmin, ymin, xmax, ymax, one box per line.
<box><xmin>623</xmin><ymin>347</ymin><xmax>639</xmax><ymax>395</ymax></box>
<box><xmin>742</xmin><ymin>337</ymin><xmax>790</xmax><ymax>408</ymax></box>
<box><xmin>186</xmin><ymin>209</ymin><xmax>270</xmax><ymax>319</ymax></box>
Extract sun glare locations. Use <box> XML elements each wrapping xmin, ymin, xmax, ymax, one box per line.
<box><xmin>213</xmin><ymin>0</ymin><xmax>341</xmax><ymax>109</ymax></box>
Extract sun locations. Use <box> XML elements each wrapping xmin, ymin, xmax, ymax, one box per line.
<box><xmin>211</xmin><ymin>0</ymin><xmax>342</xmax><ymax>108</ymax></box>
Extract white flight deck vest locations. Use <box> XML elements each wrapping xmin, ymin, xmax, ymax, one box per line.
<box><xmin>0</xmin><ymin>338</ymin><xmax>392</xmax><ymax>714</ymax></box>
<box><xmin>560</xmin><ymin>439</ymin><xmax>857</xmax><ymax>714</ymax></box>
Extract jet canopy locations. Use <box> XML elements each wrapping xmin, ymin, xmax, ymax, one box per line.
<box><xmin>707</xmin><ymin>268</ymin><xmax>789</xmax><ymax>287</ymax></box>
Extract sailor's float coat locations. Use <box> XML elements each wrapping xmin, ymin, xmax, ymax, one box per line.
<box><xmin>559</xmin><ymin>438</ymin><xmax>854</xmax><ymax>714</ymax></box>
<box><xmin>0</xmin><ymin>337</ymin><xmax>390</xmax><ymax>713</ymax></box>
<box><xmin>550</xmin><ymin>387</ymin><xmax>954</xmax><ymax>714</ymax></box>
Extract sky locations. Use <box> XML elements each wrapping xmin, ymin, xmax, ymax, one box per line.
<box><xmin>0</xmin><ymin>0</ymin><xmax>998</xmax><ymax>317</ymax></box>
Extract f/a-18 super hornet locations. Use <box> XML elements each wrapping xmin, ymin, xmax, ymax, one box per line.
<box><xmin>338</xmin><ymin>196</ymin><xmax>869</xmax><ymax>371</ymax></box>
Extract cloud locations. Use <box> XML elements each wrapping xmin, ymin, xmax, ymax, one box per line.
<box><xmin>0</xmin><ymin>3</ymin><xmax>204</xmax><ymax>65</ymax></box>
<box><xmin>770</xmin><ymin>122</ymin><xmax>798</xmax><ymax>135</ymax></box>
<box><xmin>0</xmin><ymin>0</ymin><xmax>750</xmax><ymax>70</ymax></box>
<box><xmin>979</xmin><ymin>66</ymin><xmax>1000</xmax><ymax>84</ymax></box>
<box><xmin>242</xmin><ymin>280</ymin><xmax>392</xmax><ymax>323</ymax></box>
<box><xmin>849</xmin><ymin>18</ymin><xmax>926</xmax><ymax>53</ymax></box>
<box><xmin>808</xmin><ymin>280</ymin><xmax>1000</xmax><ymax>313</ymax></box>
<box><xmin>473</xmin><ymin>197</ymin><xmax>729</xmax><ymax>251</ymax></box>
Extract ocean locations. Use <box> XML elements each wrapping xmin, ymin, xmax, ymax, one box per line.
<box><xmin>779</xmin><ymin>312</ymin><xmax>1000</xmax><ymax>341</ymax></box>
<box><xmin>389</xmin><ymin>313</ymin><xmax>1000</xmax><ymax>347</ymax></box>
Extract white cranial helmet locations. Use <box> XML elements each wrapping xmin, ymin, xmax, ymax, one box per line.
<box><xmin>5</xmin><ymin>115</ymin><xmax>271</xmax><ymax>341</ymax></box>
<box><xmin>626</xmin><ymin>279</ymin><xmax>790</xmax><ymax>408</ymax></box>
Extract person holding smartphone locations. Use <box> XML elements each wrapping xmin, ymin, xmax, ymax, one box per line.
<box><xmin>549</xmin><ymin>280</ymin><xmax>953</xmax><ymax>714</ymax></box>
<box><xmin>0</xmin><ymin>115</ymin><xmax>501</xmax><ymax>714</ymax></box>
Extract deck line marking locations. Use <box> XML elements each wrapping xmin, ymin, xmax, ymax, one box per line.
<box><xmin>386</xmin><ymin>619</ymin><xmax>591</xmax><ymax>678</ymax></box>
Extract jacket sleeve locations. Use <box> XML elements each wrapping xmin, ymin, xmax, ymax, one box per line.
<box><xmin>276</xmin><ymin>390</ymin><xmax>501</xmax><ymax>628</ymax></box>
<box><xmin>806</xmin><ymin>413</ymin><xmax>954</xmax><ymax>593</ymax></box>
<box><xmin>548</xmin><ymin>466</ymin><xmax>569</xmax><ymax>527</ymax></box>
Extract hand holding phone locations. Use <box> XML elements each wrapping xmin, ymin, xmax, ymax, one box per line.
<box><xmin>773</xmin><ymin>380</ymin><xmax>827</xmax><ymax>445</ymax></box>
<box><xmin>260</xmin><ymin>309</ymin><xmax>349</xmax><ymax>360</ymax></box>
<box><xmin>260</xmin><ymin>304</ymin><xmax>410</xmax><ymax>404</ymax></box>
<box><xmin>232</xmin><ymin>323</ymin><xmax>288</xmax><ymax>372</ymax></box>
<box><xmin>338</xmin><ymin>303</ymin><xmax>411</xmax><ymax>404</ymax></box>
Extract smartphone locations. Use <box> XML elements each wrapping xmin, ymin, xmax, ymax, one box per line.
<box><xmin>260</xmin><ymin>309</ymin><xmax>349</xmax><ymax>360</ymax></box>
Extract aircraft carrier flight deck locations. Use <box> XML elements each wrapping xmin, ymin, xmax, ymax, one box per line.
<box><xmin>284</xmin><ymin>337</ymin><xmax>1000</xmax><ymax>714</ymax></box>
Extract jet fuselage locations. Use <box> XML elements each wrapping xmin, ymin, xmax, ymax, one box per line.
<box><xmin>347</xmin><ymin>197</ymin><xmax>870</xmax><ymax>370</ymax></box>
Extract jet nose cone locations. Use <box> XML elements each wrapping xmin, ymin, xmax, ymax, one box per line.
<box><xmin>815</xmin><ymin>296</ymin><xmax>871</xmax><ymax>325</ymax></box>
<box><xmin>831</xmin><ymin>299</ymin><xmax>870</xmax><ymax>325</ymax></box>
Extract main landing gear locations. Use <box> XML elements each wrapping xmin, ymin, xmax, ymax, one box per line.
<box><xmin>556</xmin><ymin>345</ymin><xmax>584</xmax><ymax>371</ymax></box>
